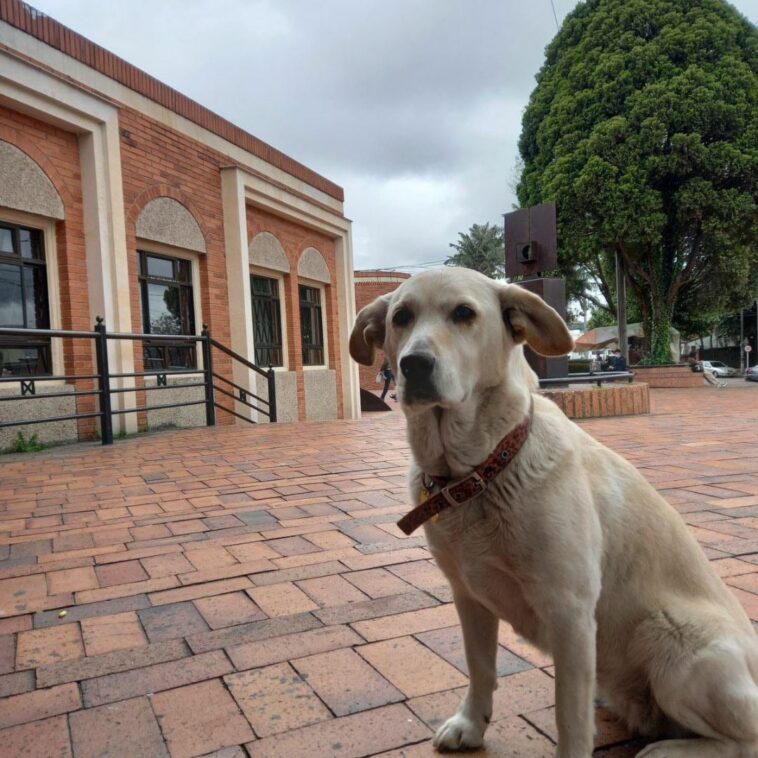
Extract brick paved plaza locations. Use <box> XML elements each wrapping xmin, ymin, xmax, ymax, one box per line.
<box><xmin>0</xmin><ymin>385</ymin><xmax>756</xmax><ymax>757</ymax></box>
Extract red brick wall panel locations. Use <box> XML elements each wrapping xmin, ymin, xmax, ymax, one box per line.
<box><xmin>354</xmin><ymin>272</ymin><xmax>410</xmax><ymax>391</ymax></box>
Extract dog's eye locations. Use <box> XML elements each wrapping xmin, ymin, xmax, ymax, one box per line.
<box><xmin>452</xmin><ymin>305</ymin><xmax>476</xmax><ymax>323</ymax></box>
<box><xmin>392</xmin><ymin>307</ymin><xmax>413</xmax><ymax>327</ymax></box>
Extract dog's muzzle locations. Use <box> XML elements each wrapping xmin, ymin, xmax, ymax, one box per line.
<box><xmin>400</xmin><ymin>351</ymin><xmax>439</xmax><ymax>404</ymax></box>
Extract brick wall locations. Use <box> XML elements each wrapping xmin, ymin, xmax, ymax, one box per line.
<box><xmin>0</xmin><ymin>104</ymin><xmax>97</xmax><ymax>437</ymax></box>
<box><xmin>354</xmin><ymin>271</ymin><xmax>410</xmax><ymax>391</ymax></box>
<box><xmin>247</xmin><ymin>207</ymin><xmax>342</xmax><ymax>421</ymax></box>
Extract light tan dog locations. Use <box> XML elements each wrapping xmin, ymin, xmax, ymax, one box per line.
<box><xmin>350</xmin><ymin>268</ymin><xmax>758</xmax><ymax>758</ymax></box>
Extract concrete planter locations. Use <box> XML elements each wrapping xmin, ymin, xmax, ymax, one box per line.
<box><xmin>630</xmin><ymin>364</ymin><xmax>703</xmax><ymax>389</ymax></box>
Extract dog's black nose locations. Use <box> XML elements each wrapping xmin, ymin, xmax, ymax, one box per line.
<box><xmin>400</xmin><ymin>352</ymin><xmax>436</xmax><ymax>381</ymax></box>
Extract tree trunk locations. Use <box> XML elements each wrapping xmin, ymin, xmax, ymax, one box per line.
<box><xmin>644</xmin><ymin>292</ymin><xmax>674</xmax><ymax>365</ymax></box>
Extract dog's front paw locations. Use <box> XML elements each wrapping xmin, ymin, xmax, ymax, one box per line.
<box><xmin>433</xmin><ymin>713</ymin><xmax>486</xmax><ymax>752</ymax></box>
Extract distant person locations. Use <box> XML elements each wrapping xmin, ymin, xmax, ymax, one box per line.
<box><xmin>379</xmin><ymin>358</ymin><xmax>396</xmax><ymax>401</ymax></box>
<box><xmin>611</xmin><ymin>349</ymin><xmax>627</xmax><ymax>371</ymax></box>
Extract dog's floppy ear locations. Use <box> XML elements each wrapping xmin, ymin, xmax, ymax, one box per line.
<box><xmin>499</xmin><ymin>284</ymin><xmax>574</xmax><ymax>357</ymax></box>
<box><xmin>349</xmin><ymin>294</ymin><xmax>391</xmax><ymax>366</ymax></box>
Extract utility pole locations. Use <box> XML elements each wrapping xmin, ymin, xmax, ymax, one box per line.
<box><xmin>740</xmin><ymin>308</ymin><xmax>744</xmax><ymax>372</ymax></box>
<box><xmin>615</xmin><ymin>250</ymin><xmax>628</xmax><ymax>364</ymax></box>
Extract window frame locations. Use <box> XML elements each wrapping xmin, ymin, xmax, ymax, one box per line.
<box><xmin>250</xmin><ymin>271</ymin><xmax>287</xmax><ymax>369</ymax></box>
<box><xmin>137</xmin><ymin>248</ymin><xmax>198</xmax><ymax>372</ymax></box>
<box><xmin>299</xmin><ymin>281</ymin><xmax>328</xmax><ymax>368</ymax></box>
<box><xmin>0</xmin><ymin>215</ymin><xmax>58</xmax><ymax>378</ymax></box>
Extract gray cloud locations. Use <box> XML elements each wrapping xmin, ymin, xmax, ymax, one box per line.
<box><xmin>32</xmin><ymin>0</ymin><xmax>758</xmax><ymax>271</ymax></box>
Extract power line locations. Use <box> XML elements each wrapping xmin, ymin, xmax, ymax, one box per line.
<box><xmin>550</xmin><ymin>0</ymin><xmax>560</xmax><ymax>29</ymax></box>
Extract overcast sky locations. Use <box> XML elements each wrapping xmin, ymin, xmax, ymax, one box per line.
<box><xmin>31</xmin><ymin>0</ymin><xmax>758</xmax><ymax>272</ymax></box>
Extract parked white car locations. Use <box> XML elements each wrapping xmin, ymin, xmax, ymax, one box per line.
<box><xmin>701</xmin><ymin>360</ymin><xmax>737</xmax><ymax>378</ymax></box>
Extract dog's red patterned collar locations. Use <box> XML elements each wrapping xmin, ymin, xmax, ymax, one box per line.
<box><xmin>397</xmin><ymin>398</ymin><xmax>534</xmax><ymax>536</ymax></box>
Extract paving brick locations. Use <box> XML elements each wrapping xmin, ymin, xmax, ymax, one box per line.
<box><xmin>194</xmin><ymin>592</ymin><xmax>266</xmax><ymax>629</ymax></box>
<box><xmin>16</xmin><ymin>624</ymin><xmax>84</xmax><ymax>669</ymax></box>
<box><xmin>37</xmin><ymin>639</ymin><xmax>188</xmax><ymax>688</ymax></box>
<box><xmin>351</xmin><ymin>602</ymin><xmax>458</xmax><ymax>641</ymax></box>
<box><xmin>407</xmin><ymin>669</ymin><xmax>556</xmax><ymax>729</ymax></box>
<box><xmin>293</xmin><ymin>647</ymin><xmax>404</xmax><ymax>716</ymax></box>
<box><xmin>245</xmin><ymin>703</ymin><xmax>431</xmax><ymax>758</ymax></box>
<box><xmin>81</xmin><ymin>611</ymin><xmax>147</xmax><ymax>656</ymax></box>
<box><xmin>187</xmin><ymin>612</ymin><xmax>322</xmax><ymax>654</ymax></box>
<box><xmin>53</xmin><ymin>532</ymin><xmax>94</xmax><ymax>552</ymax></box>
<box><xmin>138</xmin><ymin>601</ymin><xmax>209</xmax><ymax>642</ymax></box>
<box><xmin>226</xmin><ymin>662</ymin><xmax>330</xmax><ymax>736</ymax></box>
<box><xmin>0</xmin><ymin>682</ymin><xmax>81</xmax><ymax>728</ymax></box>
<box><xmin>95</xmin><ymin>560</ymin><xmax>149</xmax><ymax>587</ymax></box>
<box><xmin>148</xmin><ymin>577</ymin><xmax>253</xmax><ymax>606</ymax></box>
<box><xmin>75</xmin><ymin>576</ymin><xmax>177</xmax><ymax>604</ymax></box>
<box><xmin>358</xmin><ymin>636</ymin><xmax>467</xmax><ymax>698</ymax></box>
<box><xmin>168</xmin><ymin>518</ymin><xmax>208</xmax><ymax>535</ymax></box>
<box><xmin>82</xmin><ymin>649</ymin><xmax>233</xmax><ymax>707</ymax></box>
<box><xmin>186</xmin><ymin>545</ymin><xmax>237</xmax><ymax>571</ymax></box>
<box><xmin>731</xmin><ymin>586</ymin><xmax>758</xmax><ymax>620</ymax></box>
<box><xmin>176</xmin><ymin>558</ymin><xmax>274</xmax><ymax>586</ymax></box>
<box><xmin>247</xmin><ymin>582</ymin><xmax>318</xmax><ymax>617</ymax></box>
<box><xmin>388</xmin><ymin>560</ymin><xmax>448</xmax><ymax>593</ymax></box>
<box><xmin>305</xmin><ymin>530</ymin><xmax>356</xmax><ymax>550</ymax></box>
<box><xmin>95</xmin><ymin>545</ymin><xmax>182</xmax><ymax>564</ymax></box>
<box><xmin>10</xmin><ymin>539</ymin><xmax>52</xmax><ymax>559</ymax></box>
<box><xmin>250</xmin><ymin>560</ymin><xmax>346</xmax><ymax>586</ymax></box>
<box><xmin>226</xmin><ymin>541</ymin><xmax>279</xmax><ymax>562</ymax></box>
<box><xmin>297</xmin><ymin>574</ymin><xmax>369</xmax><ymax>607</ymax></box>
<box><xmin>498</xmin><ymin>624</ymin><xmax>553</xmax><ymax>668</ymax></box>
<box><xmin>344</xmin><ymin>567</ymin><xmax>413</xmax><ymax>598</ymax></box>
<box><xmin>0</xmin><ymin>615</ymin><xmax>32</xmax><ymax>635</ymax></box>
<box><xmin>151</xmin><ymin>678</ymin><xmax>254</xmax><ymax>757</ymax></box>
<box><xmin>416</xmin><ymin>625</ymin><xmax>533</xmax><ymax>677</ymax></box>
<box><xmin>267</xmin><ymin>536</ymin><xmax>320</xmax><ymax>556</ymax></box>
<box><xmin>130</xmin><ymin>524</ymin><xmax>172</xmax><ymax>540</ymax></box>
<box><xmin>0</xmin><ymin>633</ymin><xmax>14</xmax><ymax>674</ymax></box>
<box><xmin>69</xmin><ymin>697</ymin><xmax>169</xmax><ymax>758</ymax></box>
<box><xmin>0</xmin><ymin>714</ymin><xmax>72</xmax><ymax>757</ymax></box>
<box><xmin>524</xmin><ymin>704</ymin><xmax>632</xmax><ymax>749</ymax></box>
<box><xmin>33</xmin><ymin>594</ymin><xmax>150</xmax><ymax>629</ymax></box>
<box><xmin>315</xmin><ymin>590</ymin><xmax>438</xmax><ymax>626</ymax></box>
<box><xmin>226</xmin><ymin>624</ymin><xmax>360</xmax><ymax>670</ymax></box>
<box><xmin>140</xmin><ymin>552</ymin><xmax>194</xmax><ymax>578</ymax></box>
<box><xmin>0</xmin><ymin>574</ymin><xmax>47</xmax><ymax>615</ymax></box>
<box><xmin>0</xmin><ymin>670</ymin><xmax>35</xmax><ymax>697</ymax></box>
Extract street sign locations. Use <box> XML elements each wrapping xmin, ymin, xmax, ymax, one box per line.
<box><xmin>746</xmin><ymin>345</ymin><xmax>753</xmax><ymax>353</ymax></box>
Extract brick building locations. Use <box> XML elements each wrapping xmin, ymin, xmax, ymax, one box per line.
<box><xmin>0</xmin><ymin>2</ymin><xmax>359</xmax><ymax>445</ymax></box>
<box><xmin>353</xmin><ymin>270</ymin><xmax>411</xmax><ymax>391</ymax></box>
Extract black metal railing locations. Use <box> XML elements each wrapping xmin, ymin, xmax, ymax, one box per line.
<box><xmin>0</xmin><ymin>318</ymin><xmax>276</xmax><ymax>446</ymax></box>
<box><xmin>539</xmin><ymin>371</ymin><xmax>635</xmax><ymax>388</ymax></box>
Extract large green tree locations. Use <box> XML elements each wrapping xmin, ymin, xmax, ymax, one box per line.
<box><xmin>518</xmin><ymin>0</ymin><xmax>758</xmax><ymax>363</ymax></box>
<box><xmin>446</xmin><ymin>222</ymin><xmax>505</xmax><ymax>279</ymax></box>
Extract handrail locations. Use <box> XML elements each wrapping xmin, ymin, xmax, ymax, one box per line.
<box><xmin>539</xmin><ymin>371</ymin><xmax>635</xmax><ymax>388</ymax></box>
<box><xmin>209</xmin><ymin>337</ymin><xmax>269</xmax><ymax>377</ymax></box>
<box><xmin>1</xmin><ymin>318</ymin><xmax>277</xmax><ymax>446</ymax></box>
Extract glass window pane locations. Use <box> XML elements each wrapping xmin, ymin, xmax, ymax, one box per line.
<box><xmin>252</xmin><ymin>276</ymin><xmax>275</xmax><ymax>296</ymax></box>
<box><xmin>146</xmin><ymin>283</ymin><xmax>182</xmax><ymax>334</ymax></box>
<box><xmin>175</xmin><ymin>259</ymin><xmax>192</xmax><ymax>283</ymax></box>
<box><xmin>146</xmin><ymin>255</ymin><xmax>174</xmax><ymax>279</ymax></box>
<box><xmin>0</xmin><ymin>344</ymin><xmax>49</xmax><ymax>376</ymax></box>
<box><xmin>18</xmin><ymin>229</ymin><xmax>42</xmax><ymax>260</ymax></box>
<box><xmin>0</xmin><ymin>263</ymin><xmax>24</xmax><ymax>326</ymax></box>
<box><xmin>0</xmin><ymin>227</ymin><xmax>13</xmax><ymax>254</ymax></box>
<box><xmin>23</xmin><ymin>265</ymin><xmax>50</xmax><ymax>329</ymax></box>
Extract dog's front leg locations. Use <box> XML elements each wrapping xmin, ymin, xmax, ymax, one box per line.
<box><xmin>433</xmin><ymin>590</ymin><xmax>498</xmax><ymax>751</ymax></box>
<box><xmin>550</xmin><ymin>606</ymin><xmax>597</xmax><ymax>758</ymax></box>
